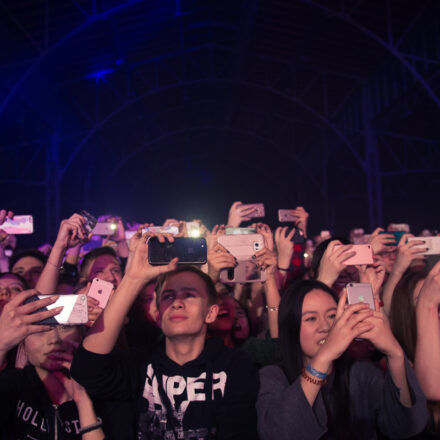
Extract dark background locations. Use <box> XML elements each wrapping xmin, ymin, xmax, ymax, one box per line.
<box><xmin>1</xmin><ymin>0</ymin><xmax>439</xmax><ymax>247</ymax></box>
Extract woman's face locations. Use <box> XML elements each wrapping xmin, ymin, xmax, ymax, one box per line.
<box><xmin>0</xmin><ymin>274</ymin><xmax>25</xmax><ymax>301</ymax></box>
<box><xmin>300</xmin><ymin>289</ymin><xmax>337</xmax><ymax>364</ymax></box>
<box><xmin>24</xmin><ymin>326</ymin><xmax>81</xmax><ymax>371</ymax></box>
<box><xmin>233</xmin><ymin>303</ymin><xmax>250</xmax><ymax>340</ymax></box>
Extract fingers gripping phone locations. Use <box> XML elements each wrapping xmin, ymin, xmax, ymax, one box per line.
<box><xmin>148</xmin><ymin>237</ymin><xmax>207</xmax><ymax>265</ymax></box>
<box><xmin>407</xmin><ymin>236</ymin><xmax>440</xmax><ymax>255</ymax></box>
<box><xmin>87</xmin><ymin>278</ymin><xmax>113</xmax><ymax>308</ymax></box>
<box><xmin>278</xmin><ymin>209</ymin><xmax>299</xmax><ymax>223</ymax></box>
<box><xmin>241</xmin><ymin>203</ymin><xmax>265</xmax><ymax>218</ymax></box>
<box><xmin>217</xmin><ymin>234</ymin><xmax>266</xmax><ymax>283</ymax></box>
<box><xmin>80</xmin><ymin>210</ymin><xmax>97</xmax><ymax>235</ymax></box>
<box><xmin>379</xmin><ymin>230</ymin><xmax>405</xmax><ymax>246</ymax></box>
<box><xmin>346</xmin><ymin>283</ymin><xmax>375</xmax><ymax>310</ymax></box>
<box><xmin>24</xmin><ymin>294</ymin><xmax>88</xmax><ymax>325</ymax></box>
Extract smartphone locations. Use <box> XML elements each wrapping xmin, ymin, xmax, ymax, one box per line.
<box><xmin>92</xmin><ymin>222</ymin><xmax>118</xmax><ymax>235</ymax></box>
<box><xmin>241</xmin><ymin>203</ymin><xmax>265</xmax><ymax>218</ymax></box>
<box><xmin>24</xmin><ymin>294</ymin><xmax>88</xmax><ymax>325</ymax></box>
<box><xmin>346</xmin><ymin>283</ymin><xmax>375</xmax><ymax>310</ymax></box>
<box><xmin>278</xmin><ymin>209</ymin><xmax>299</xmax><ymax>223</ymax></box>
<box><xmin>185</xmin><ymin>222</ymin><xmax>201</xmax><ymax>238</ymax></box>
<box><xmin>225</xmin><ymin>227</ymin><xmax>257</xmax><ymax>235</ymax></box>
<box><xmin>0</xmin><ymin>215</ymin><xmax>33</xmax><ymax>234</ymax></box>
<box><xmin>219</xmin><ymin>260</ymin><xmax>267</xmax><ymax>284</ymax></box>
<box><xmin>218</xmin><ymin>234</ymin><xmax>266</xmax><ymax>283</ymax></box>
<box><xmin>334</xmin><ymin>244</ymin><xmax>374</xmax><ymax>265</ymax></box>
<box><xmin>148</xmin><ymin>237</ymin><xmax>207</xmax><ymax>265</ymax></box>
<box><xmin>87</xmin><ymin>278</ymin><xmax>113</xmax><ymax>308</ymax></box>
<box><xmin>218</xmin><ymin>234</ymin><xmax>264</xmax><ymax>259</ymax></box>
<box><xmin>407</xmin><ymin>236</ymin><xmax>440</xmax><ymax>255</ymax></box>
<box><xmin>144</xmin><ymin>226</ymin><xmax>179</xmax><ymax>235</ymax></box>
<box><xmin>286</xmin><ymin>227</ymin><xmax>306</xmax><ymax>244</ymax></box>
<box><xmin>379</xmin><ymin>230</ymin><xmax>405</xmax><ymax>246</ymax></box>
<box><xmin>388</xmin><ymin>223</ymin><xmax>410</xmax><ymax>232</ymax></box>
<box><xmin>80</xmin><ymin>210</ymin><xmax>97</xmax><ymax>235</ymax></box>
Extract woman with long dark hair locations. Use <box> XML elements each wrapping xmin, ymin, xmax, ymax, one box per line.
<box><xmin>257</xmin><ymin>279</ymin><xmax>428</xmax><ymax>440</ymax></box>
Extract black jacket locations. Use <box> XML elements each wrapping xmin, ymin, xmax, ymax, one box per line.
<box><xmin>71</xmin><ymin>337</ymin><xmax>259</xmax><ymax>439</ymax></box>
<box><xmin>0</xmin><ymin>364</ymin><xmax>133</xmax><ymax>440</ymax></box>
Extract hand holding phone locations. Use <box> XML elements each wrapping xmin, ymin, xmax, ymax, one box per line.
<box><xmin>148</xmin><ymin>237</ymin><xmax>207</xmax><ymax>265</ymax></box>
<box><xmin>55</xmin><ymin>214</ymin><xmax>89</xmax><ymax>249</ymax></box>
<box><xmin>407</xmin><ymin>236</ymin><xmax>440</xmax><ymax>255</ymax></box>
<box><xmin>87</xmin><ymin>278</ymin><xmax>114</xmax><ymax>308</ymax></box>
<box><xmin>346</xmin><ymin>283</ymin><xmax>376</xmax><ymax>310</ymax></box>
<box><xmin>333</xmin><ymin>244</ymin><xmax>373</xmax><ymax>266</ymax></box>
<box><xmin>278</xmin><ymin>209</ymin><xmax>299</xmax><ymax>223</ymax></box>
<box><xmin>217</xmin><ymin>234</ymin><xmax>266</xmax><ymax>283</ymax></box>
<box><xmin>125</xmin><ymin>234</ymin><xmax>179</xmax><ymax>284</ymax></box>
<box><xmin>0</xmin><ymin>290</ymin><xmax>65</xmax><ymax>351</ymax></box>
<box><xmin>23</xmin><ymin>294</ymin><xmax>88</xmax><ymax>325</ymax></box>
<box><xmin>227</xmin><ymin>201</ymin><xmax>264</xmax><ymax>227</ymax></box>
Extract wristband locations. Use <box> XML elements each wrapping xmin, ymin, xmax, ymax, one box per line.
<box><xmin>79</xmin><ymin>417</ymin><xmax>102</xmax><ymax>435</ymax></box>
<box><xmin>265</xmin><ymin>305</ymin><xmax>279</xmax><ymax>312</ymax></box>
<box><xmin>306</xmin><ymin>363</ymin><xmax>327</xmax><ymax>380</ymax></box>
<box><xmin>277</xmin><ymin>266</ymin><xmax>290</xmax><ymax>271</ymax></box>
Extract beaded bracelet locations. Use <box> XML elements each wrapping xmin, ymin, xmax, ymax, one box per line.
<box><xmin>265</xmin><ymin>305</ymin><xmax>279</xmax><ymax>312</ymax></box>
<box><xmin>301</xmin><ymin>368</ymin><xmax>327</xmax><ymax>386</ymax></box>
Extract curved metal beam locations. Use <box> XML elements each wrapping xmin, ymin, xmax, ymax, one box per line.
<box><xmin>0</xmin><ymin>0</ymin><xmax>143</xmax><ymax>117</ymax></box>
<box><xmin>61</xmin><ymin>78</ymin><xmax>363</xmax><ymax>177</ymax></box>
<box><xmin>301</xmin><ymin>0</ymin><xmax>440</xmax><ymax>108</ymax></box>
<box><xmin>108</xmin><ymin>124</ymin><xmax>325</xmax><ymax>193</ymax></box>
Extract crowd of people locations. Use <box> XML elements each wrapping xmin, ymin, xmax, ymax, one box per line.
<box><xmin>0</xmin><ymin>203</ymin><xmax>439</xmax><ymax>440</ymax></box>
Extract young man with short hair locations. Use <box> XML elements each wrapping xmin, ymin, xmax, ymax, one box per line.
<box><xmin>71</xmin><ymin>234</ymin><xmax>258</xmax><ymax>439</ymax></box>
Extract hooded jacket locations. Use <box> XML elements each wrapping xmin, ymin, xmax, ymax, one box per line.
<box><xmin>0</xmin><ymin>364</ymin><xmax>133</xmax><ymax>440</ymax></box>
<box><xmin>71</xmin><ymin>337</ymin><xmax>259</xmax><ymax>439</ymax></box>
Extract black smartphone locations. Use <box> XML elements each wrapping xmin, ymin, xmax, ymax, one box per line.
<box><xmin>148</xmin><ymin>237</ymin><xmax>207</xmax><ymax>265</ymax></box>
<box><xmin>80</xmin><ymin>210</ymin><xmax>98</xmax><ymax>235</ymax></box>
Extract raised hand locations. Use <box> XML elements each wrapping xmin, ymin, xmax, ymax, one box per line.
<box><xmin>227</xmin><ymin>201</ymin><xmax>256</xmax><ymax>227</ymax></box>
<box><xmin>314</xmin><ymin>289</ymin><xmax>374</xmax><ymax>366</ymax></box>
<box><xmin>292</xmin><ymin>206</ymin><xmax>309</xmax><ymax>236</ymax></box>
<box><xmin>356</xmin><ymin>256</ymin><xmax>386</xmax><ymax>300</ymax></box>
<box><xmin>0</xmin><ymin>209</ymin><xmax>13</xmax><ymax>226</ymax></box>
<box><xmin>360</xmin><ymin>297</ymin><xmax>403</xmax><ymax>357</ymax></box>
<box><xmin>0</xmin><ymin>290</ymin><xmax>63</xmax><ymax>356</ymax></box>
<box><xmin>125</xmin><ymin>233</ymin><xmax>178</xmax><ymax>284</ymax></box>
<box><xmin>255</xmin><ymin>223</ymin><xmax>274</xmax><ymax>251</ymax></box>
<box><xmin>316</xmin><ymin>241</ymin><xmax>356</xmax><ymax>287</ymax></box>
<box><xmin>393</xmin><ymin>234</ymin><xmax>426</xmax><ymax>276</ymax></box>
<box><xmin>275</xmin><ymin>226</ymin><xmax>295</xmax><ymax>270</ymax></box>
<box><xmin>206</xmin><ymin>224</ymin><xmax>226</xmax><ymax>251</ymax></box>
<box><xmin>254</xmin><ymin>248</ymin><xmax>277</xmax><ymax>277</ymax></box>
<box><xmin>54</xmin><ymin>214</ymin><xmax>89</xmax><ymax>250</ymax></box>
<box><xmin>207</xmin><ymin>242</ymin><xmax>237</xmax><ymax>282</ymax></box>
<box><xmin>368</xmin><ymin>228</ymin><xmax>396</xmax><ymax>255</ymax></box>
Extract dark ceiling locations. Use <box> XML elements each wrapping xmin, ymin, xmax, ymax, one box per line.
<box><xmin>1</xmin><ymin>0</ymin><xmax>439</xmax><ymax>245</ymax></box>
